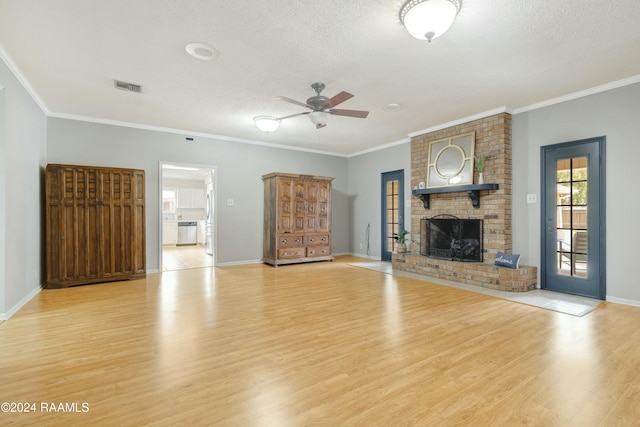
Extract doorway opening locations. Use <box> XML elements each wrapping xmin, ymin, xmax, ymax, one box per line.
<box><xmin>159</xmin><ymin>162</ymin><xmax>216</xmax><ymax>271</ymax></box>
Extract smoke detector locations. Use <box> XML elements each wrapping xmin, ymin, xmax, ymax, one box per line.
<box><xmin>185</xmin><ymin>42</ymin><xmax>221</xmax><ymax>61</ymax></box>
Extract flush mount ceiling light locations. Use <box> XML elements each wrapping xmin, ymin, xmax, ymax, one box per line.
<box><xmin>399</xmin><ymin>0</ymin><xmax>462</xmax><ymax>42</ymax></box>
<box><xmin>253</xmin><ymin>116</ymin><xmax>281</xmax><ymax>133</ymax></box>
<box><xmin>384</xmin><ymin>103</ymin><xmax>403</xmax><ymax>111</ymax></box>
<box><xmin>185</xmin><ymin>42</ymin><xmax>221</xmax><ymax>60</ymax></box>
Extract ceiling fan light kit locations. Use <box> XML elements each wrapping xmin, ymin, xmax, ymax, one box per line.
<box><xmin>263</xmin><ymin>82</ymin><xmax>369</xmax><ymax>130</ymax></box>
<box><xmin>253</xmin><ymin>116</ymin><xmax>281</xmax><ymax>133</ymax></box>
<box><xmin>400</xmin><ymin>0</ymin><xmax>462</xmax><ymax>42</ymax></box>
<box><xmin>309</xmin><ymin>112</ymin><xmax>329</xmax><ymax>129</ymax></box>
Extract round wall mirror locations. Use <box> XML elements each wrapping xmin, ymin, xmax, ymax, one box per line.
<box><xmin>434</xmin><ymin>145</ymin><xmax>465</xmax><ymax>178</ymax></box>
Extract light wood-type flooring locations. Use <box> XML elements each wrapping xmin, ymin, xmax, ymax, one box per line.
<box><xmin>162</xmin><ymin>244</ymin><xmax>214</xmax><ymax>271</ymax></box>
<box><xmin>2</xmin><ymin>256</ymin><xmax>640</xmax><ymax>426</ymax></box>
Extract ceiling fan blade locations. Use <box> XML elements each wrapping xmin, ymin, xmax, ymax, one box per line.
<box><xmin>276</xmin><ymin>96</ymin><xmax>312</xmax><ymax>109</ymax></box>
<box><xmin>329</xmin><ymin>109</ymin><xmax>369</xmax><ymax>118</ymax></box>
<box><xmin>277</xmin><ymin>111</ymin><xmax>311</xmax><ymax>120</ymax></box>
<box><xmin>323</xmin><ymin>91</ymin><xmax>354</xmax><ymax>108</ymax></box>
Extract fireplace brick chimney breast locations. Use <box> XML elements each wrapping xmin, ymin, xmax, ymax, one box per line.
<box><xmin>393</xmin><ymin>112</ymin><xmax>537</xmax><ymax>292</ymax></box>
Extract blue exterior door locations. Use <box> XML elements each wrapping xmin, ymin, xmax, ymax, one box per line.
<box><xmin>381</xmin><ymin>170</ymin><xmax>404</xmax><ymax>262</ymax></box>
<box><xmin>541</xmin><ymin>137</ymin><xmax>606</xmax><ymax>299</ymax></box>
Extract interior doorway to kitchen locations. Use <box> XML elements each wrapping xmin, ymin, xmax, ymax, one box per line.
<box><xmin>159</xmin><ymin>162</ymin><xmax>217</xmax><ymax>271</ymax></box>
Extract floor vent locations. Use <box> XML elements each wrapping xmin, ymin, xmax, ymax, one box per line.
<box><xmin>114</xmin><ymin>80</ymin><xmax>142</xmax><ymax>93</ymax></box>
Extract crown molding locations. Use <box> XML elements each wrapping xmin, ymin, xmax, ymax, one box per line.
<box><xmin>407</xmin><ymin>106</ymin><xmax>512</xmax><ymax>138</ymax></box>
<box><xmin>347</xmin><ymin>137</ymin><xmax>411</xmax><ymax>158</ymax></box>
<box><xmin>512</xmin><ymin>74</ymin><xmax>640</xmax><ymax>114</ymax></box>
<box><xmin>0</xmin><ymin>42</ymin><xmax>49</xmax><ymax>114</ymax></box>
<box><xmin>48</xmin><ymin>112</ymin><xmax>350</xmax><ymax>158</ymax></box>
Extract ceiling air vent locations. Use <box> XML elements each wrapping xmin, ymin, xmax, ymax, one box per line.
<box><xmin>114</xmin><ymin>80</ymin><xmax>142</xmax><ymax>93</ymax></box>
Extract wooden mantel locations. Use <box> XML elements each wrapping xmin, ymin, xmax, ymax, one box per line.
<box><xmin>412</xmin><ymin>184</ymin><xmax>499</xmax><ymax>209</ymax></box>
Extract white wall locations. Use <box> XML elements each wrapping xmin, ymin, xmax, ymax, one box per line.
<box><xmin>46</xmin><ymin>118</ymin><xmax>349</xmax><ymax>269</ymax></box>
<box><xmin>512</xmin><ymin>82</ymin><xmax>640</xmax><ymax>305</ymax></box>
<box><xmin>0</xmin><ymin>58</ymin><xmax>47</xmax><ymax>319</ymax></box>
<box><xmin>347</xmin><ymin>142</ymin><xmax>411</xmax><ymax>259</ymax></box>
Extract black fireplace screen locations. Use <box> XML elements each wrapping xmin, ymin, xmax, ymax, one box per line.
<box><xmin>420</xmin><ymin>215</ymin><xmax>483</xmax><ymax>262</ymax></box>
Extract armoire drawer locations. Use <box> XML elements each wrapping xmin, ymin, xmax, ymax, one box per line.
<box><xmin>278</xmin><ymin>248</ymin><xmax>306</xmax><ymax>259</ymax></box>
<box><xmin>306</xmin><ymin>246</ymin><xmax>331</xmax><ymax>257</ymax></box>
<box><xmin>279</xmin><ymin>235</ymin><xmax>303</xmax><ymax>247</ymax></box>
<box><xmin>304</xmin><ymin>235</ymin><xmax>329</xmax><ymax>246</ymax></box>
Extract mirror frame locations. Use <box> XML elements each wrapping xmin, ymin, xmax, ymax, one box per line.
<box><xmin>426</xmin><ymin>132</ymin><xmax>476</xmax><ymax>188</ymax></box>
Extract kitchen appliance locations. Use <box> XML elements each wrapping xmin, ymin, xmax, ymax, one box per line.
<box><xmin>204</xmin><ymin>223</ymin><xmax>213</xmax><ymax>255</ymax></box>
<box><xmin>177</xmin><ymin>221</ymin><xmax>197</xmax><ymax>245</ymax></box>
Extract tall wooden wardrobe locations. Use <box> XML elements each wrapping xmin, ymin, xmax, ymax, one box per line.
<box><xmin>262</xmin><ymin>172</ymin><xmax>333</xmax><ymax>266</ymax></box>
<box><xmin>45</xmin><ymin>164</ymin><xmax>146</xmax><ymax>288</ymax></box>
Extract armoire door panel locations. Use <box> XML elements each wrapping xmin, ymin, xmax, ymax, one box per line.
<box><xmin>62</xmin><ymin>203</ymin><xmax>75</xmax><ymax>280</ymax></box>
<box><xmin>294</xmin><ymin>217</ymin><xmax>305</xmax><ymax>232</ymax></box>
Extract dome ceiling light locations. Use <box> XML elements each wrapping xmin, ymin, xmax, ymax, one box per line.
<box><xmin>253</xmin><ymin>116</ymin><xmax>281</xmax><ymax>133</ymax></box>
<box><xmin>399</xmin><ymin>0</ymin><xmax>462</xmax><ymax>42</ymax></box>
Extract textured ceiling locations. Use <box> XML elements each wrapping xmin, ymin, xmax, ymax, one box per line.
<box><xmin>1</xmin><ymin>0</ymin><xmax>639</xmax><ymax>156</ymax></box>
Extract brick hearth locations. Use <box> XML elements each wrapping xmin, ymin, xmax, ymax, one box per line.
<box><xmin>392</xmin><ymin>112</ymin><xmax>537</xmax><ymax>292</ymax></box>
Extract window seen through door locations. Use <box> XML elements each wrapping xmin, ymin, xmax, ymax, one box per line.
<box><xmin>387</xmin><ymin>181</ymin><xmax>399</xmax><ymax>252</ymax></box>
<box><xmin>556</xmin><ymin>157</ymin><xmax>588</xmax><ymax>278</ymax></box>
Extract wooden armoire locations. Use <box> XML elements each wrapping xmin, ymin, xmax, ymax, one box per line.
<box><xmin>45</xmin><ymin>164</ymin><xmax>146</xmax><ymax>288</ymax></box>
<box><xmin>262</xmin><ymin>173</ymin><xmax>333</xmax><ymax>266</ymax></box>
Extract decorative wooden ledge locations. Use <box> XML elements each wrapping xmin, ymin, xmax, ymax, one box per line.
<box><xmin>412</xmin><ymin>184</ymin><xmax>499</xmax><ymax>209</ymax></box>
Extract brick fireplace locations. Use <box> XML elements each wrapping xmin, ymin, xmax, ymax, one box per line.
<box><xmin>392</xmin><ymin>112</ymin><xmax>537</xmax><ymax>292</ymax></box>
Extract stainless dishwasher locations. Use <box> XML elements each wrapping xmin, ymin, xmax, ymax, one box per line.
<box><xmin>177</xmin><ymin>221</ymin><xmax>198</xmax><ymax>245</ymax></box>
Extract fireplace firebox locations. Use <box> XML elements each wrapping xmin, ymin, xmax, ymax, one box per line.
<box><xmin>420</xmin><ymin>215</ymin><xmax>483</xmax><ymax>262</ymax></box>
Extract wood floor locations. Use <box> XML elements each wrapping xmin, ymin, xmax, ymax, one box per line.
<box><xmin>162</xmin><ymin>244</ymin><xmax>213</xmax><ymax>271</ymax></box>
<box><xmin>2</xmin><ymin>256</ymin><xmax>640</xmax><ymax>426</ymax></box>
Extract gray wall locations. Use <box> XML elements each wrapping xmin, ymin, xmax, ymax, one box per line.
<box><xmin>512</xmin><ymin>82</ymin><xmax>640</xmax><ymax>305</ymax></box>
<box><xmin>46</xmin><ymin>118</ymin><xmax>349</xmax><ymax>270</ymax></box>
<box><xmin>347</xmin><ymin>142</ymin><xmax>412</xmax><ymax>259</ymax></box>
<box><xmin>0</xmin><ymin>59</ymin><xmax>47</xmax><ymax>319</ymax></box>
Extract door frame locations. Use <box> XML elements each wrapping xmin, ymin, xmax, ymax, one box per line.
<box><xmin>381</xmin><ymin>169</ymin><xmax>404</xmax><ymax>262</ymax></box>
<box><xmin>540</xmin><ymin>136</ymin><xmax>606</xmax><ymax>299</ymax></box>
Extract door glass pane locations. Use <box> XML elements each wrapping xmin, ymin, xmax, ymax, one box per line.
<box><xmin>572</xmin><ymin>181</ymin><xmax>587</xmax><ymax>205</ymax></box>
<box><xmin>556</xmin><ymin>157</ymin><xmax>588</xmax><ymax>278</ymax></box>
<box><xmin>387</xmin><ymin>181</ymin><xmax>399</xmax><ymax>251</ymax></box>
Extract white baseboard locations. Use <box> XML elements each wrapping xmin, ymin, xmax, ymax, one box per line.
<box><xmin>216</xmin><ymin>259</ymin><xmax>262</xmax><ymax>267</ymax></box>
<box><xmin>606</xmin><ymin>296</ymin><xmax>640</xmax><ymax>307</ymax></box>
<box><xmin>1</xmin><ymin>285</ymin><xmax>42</xmax><ymax>320</ymax></box>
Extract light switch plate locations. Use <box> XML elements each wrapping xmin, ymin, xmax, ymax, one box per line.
<box><xmin>527</xmin><ymin>193</ymin><xmax>538</xmax><ymax>204</ymax></box>
<box><xmin>227</xmin><ymin>199</ymin><xmax>234</xmax><ymax>206</ymax></box>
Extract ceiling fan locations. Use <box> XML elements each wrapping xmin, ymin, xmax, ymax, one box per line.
<box><xmin>276</xmin><ymin>82</ymin><xmax>369</xmax><ymax>129</ymax></box>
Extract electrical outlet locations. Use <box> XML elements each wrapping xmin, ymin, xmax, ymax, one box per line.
<box><xmin>526</xmin><ymin>194</ymin><xmax>538</xmax><ymax>204</ymax></box>
<box><xmin>359</xmin><ymin>243</ymin><xmax>363</xmax><ymax>250</ymax></box>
